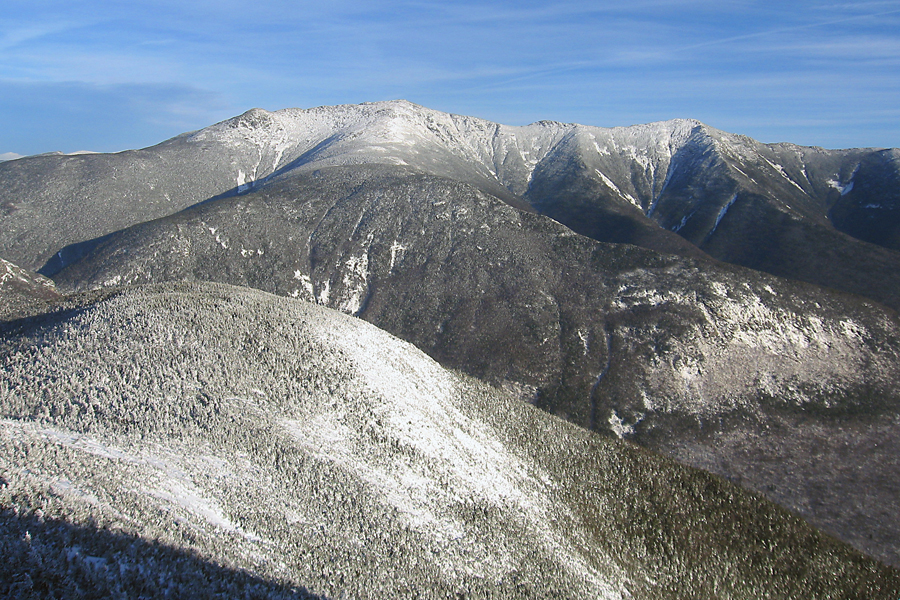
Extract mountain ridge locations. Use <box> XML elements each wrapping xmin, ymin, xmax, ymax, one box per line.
<box><xmin>4</xmin><ymin>100</ymin><xmax>900</xmax><ymax>568</ymax></box>
<box><xmin>4</xmin><ymin>100</ymin><xmax>898</xmax><ymax>312</ymax></box>
<box><xmin>2</xmin><ymin>280</ymin><xmax>898</xmax><ymax>598</ymax></box>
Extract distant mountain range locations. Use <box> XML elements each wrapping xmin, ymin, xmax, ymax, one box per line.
<box><xmin>2</xmin><ymin>100</ymin><xmax>900</xmax><ymax>594</ymax></box>
<box><xmin>4</xmin><ymin>101</ymin><xmax>899</xmax><ymax>310</ymax></box>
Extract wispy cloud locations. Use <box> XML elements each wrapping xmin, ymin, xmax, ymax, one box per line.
<box><xmin>0</xmin><ymin>80</ymin><xmax>230</xmax><ymax>155</ymax></box>
<box><xmin>0</xmin><ymin>19</ymin><xmax>94</xmax><ymax>52</ymax></box>
<box><xmin>671</xmin><ymin>5</ymin><xmax>900</xmax><ymax>52</ymax></box>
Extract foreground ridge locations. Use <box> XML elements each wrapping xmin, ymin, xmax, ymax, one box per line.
<box><xmin>1</xmin><ymin>281</ymin><xmax>897</xmax><ymax>598</ymax></box>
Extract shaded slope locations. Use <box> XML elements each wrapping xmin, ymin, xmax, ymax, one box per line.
<box><xmin>1</xmin><ymin>281</ymin><xmax>897</xmax><ymax>598</ymax></box>
<box><xmin>523</xmin><ymin>121</ymin><xmax>900</xmax><ymax>311</ymax></box>
<box><xmin>522</xmin><ymin>125</ymin><xmax>708</xmax><ymax>260</ymax></box>
<box><xmin>828</xmin><ymin>148</ymin><xmax>900</xmax><ymax>251</ymax></box>
<box><xmin>0</xmin><ymin>510</ymin><xmax>320</xmax><ymax>600</ymax></box>
<box><xmin>650</xmin><ymin>130</ymin><xmax>900</xmax><ymax>311</ymax></box>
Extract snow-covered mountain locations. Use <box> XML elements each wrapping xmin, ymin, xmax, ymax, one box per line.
<box><xmin>3</xmin><ymin>100</ymin><xmax>900</xmax><ymax>572</ymax></box>
<box><xmin>4</xmin><ymin>100</ymin><xmax>898</xmax><ymax>309</ymax></box>
<box><xmin>37</xmin><ymin>160</ymin><xmax>900</xmax><ymax>565</ymax></box>
<box><xmin>0</xmin><ymin>101</ymin><xmax>696</xmax><ymax>271</ymax></box>
<box><xmin>1</xmin><ymin>281</ymin><xmax>896</xmax><ymax>598</ymax></box>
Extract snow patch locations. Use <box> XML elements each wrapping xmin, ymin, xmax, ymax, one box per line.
<box><xmin>710</xmin><ymin>281</ymin><xmax>729</xmax><ymax>298</ymax></box>
<box><xmin>577</xmin><ymin>330</ymin><xmax>590</xmax><ymax>355</ymax></box>
<box><xmin>296</xmin><ymin>274</ymin><xmax>315</xmax><ymax>298</ymax></box>
<box><xmin>672</xmin><ymin>211</ymin><xmax>695</xmax><ymax>233</ymax></box>
<box><xmin>827</xmin><ymin>179</ymin><xmax>854</xmax><ymax>196</ymax></box>
<box><xmin>339</xmin><ymin>253</ymin><xmax>370</xmax><ymax>315</ymax></box>
<box><xmin>840</xmin><ymin>319</ymin><xmax>864</xmax><ymax>340</ymax></box>
<box><xmin>149</xmin><ymin>478</ymin><xmax>245</xmax><ymax>535</ymax></box>
<box><xmin>0</xmin><ymin>260</ymin><xmax>33</xmax><ymax>285</ymax></box>
<box><xmin>205</xmin><ymin>226</ymin><xmax>228</xmax><ymax>248</ymax></box>
<box><xmin>1</xmin><ymin>421</ymin><xmax>259</xmax><ymax>540</ymax></box>
<box><xmin>710</xmin><ymin>194</ymin><xmax>738</xmax><ymax>235</ymax></box>
<box><xmin>762</xmin><ymin>157</ymin><xmax>806</xmax><ymax>194</ymax></box>
<box><xmin>608</xmin><ymin>411</ymin><xmax>634</xmax><ymax>438</ymax></box>
<box><xmin>592</xmin><ymin>141</ymin><xmax>610</xmax><ymax>156</ymax></box>
<box><xmin>317</xmin><ymin>280</ymin><xmax>331</xmax><ymax>305</ymax></box>
<box><xmin>294</xmin><ymin>318</ymin><xmax>625</xmax><ymax>593</ymax></box>
<box><xmin>237</xmin><ymin>169</ymin><xmax>251</xmax><ymax>193</ymax></box>
<box><xmin>828</xmin><ymin>165</ymin><xmax>859</xmax><ymax>196</ymax></box>
<box><xmin>595</xmin><ymin>169</ymin><xmax>640</xmax><ymax>207</ymax></box>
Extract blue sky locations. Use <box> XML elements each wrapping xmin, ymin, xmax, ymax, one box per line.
<box><xmin>2</xmin><ymin>1</ymin><xmax>899</xmax><ymax>157</ymax></box>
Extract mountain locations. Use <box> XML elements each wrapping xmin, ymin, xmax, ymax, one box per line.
<box><xmin>0</xmin><ymin>257</ymin><xmax>62</xmax><ymax>320</ymax></box>
<box><xmin>3</xmin><ymin>100</ymin><xmax>898</xmax><ymax>309</ymax></box>
<box><xmin>42</xmin><ymin>159</ymin><xmax>900</xmax><ymax>566</ymax></box>
<box><xmin>526</xmin><ymin>126</ymin><xmax>900</xmax><ymax>310</ymax></box>
<box><xmin>1</xmin><ymin>281</ymin><xmax>897</xmax><ymax>599</ymax></box>
<box><xmin>3</xmin><ymin>100</ymin><xmax>900</xmax><ymax>568</ymax></box>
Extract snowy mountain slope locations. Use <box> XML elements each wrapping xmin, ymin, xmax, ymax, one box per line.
<box><xmin>0</xmin><ymin>100</ymin><xmax>684</xmax><ymax>270</ymax></box>
<box><xmin>4</xmin><ymin>100</ymin><xmax>899</xmax><ymax>309</ymax></box>
<box><xmin>0</xmin><ymin>257</ymin><xmax>61</xmax><ymax>321</ymax></box>
<box><xmin>636</xmin><ymin>127</ymin><xmax>900</xmax><ymax>310</ymax></box>
<box><xmin>515</xmin><ymin>116</ymin><xmax>900</xmax><ymax>309</ymax></box>
<box><xmin>1</xmin><ymin>281</ymin><xmax>897</xmax><ymax>599</ymax></box>
<box><xmin>5</xmin><ymin>99</ymin><xmax>900</xmax><ymax>566</ymax></box>
<box><xmin>46</xmin><ymin>165</ymin><xmax>900</xmax><ymax>566</ymax></box>
<box><xmin>0</xmin><ymin>100</ymin><xmax>559</xmax><ymax>271</ymax></box>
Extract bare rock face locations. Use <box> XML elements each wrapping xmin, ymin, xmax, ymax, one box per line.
<box><xmin>1</xmin><ymin>281</ymin><xmax>897</xmax><ymax>599</ymax></box>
